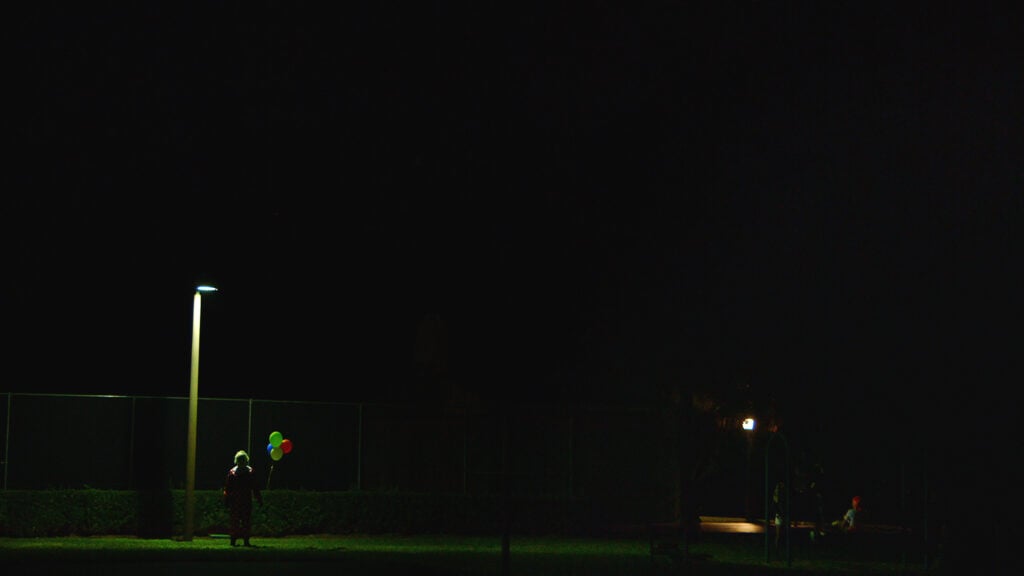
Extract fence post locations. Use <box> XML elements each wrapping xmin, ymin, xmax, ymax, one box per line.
<box><xmin>356</xmin><ymin>403</ymin><xmax>363</xmax><ymax>491</ymax></box>
<box><xmin>567</xmin><ymin>410</ymin><xmax>573</xmax><ymax>499</ymax></box>
<box><xmin>3</xmin><ymin>392</ymin><xmax>10</xmax><ymax>490</ymax></box>
<box><xmin>764</xmin><ymin>431</ymin><xmax>791</xmax><ymax>566</ymax></box>
<box><xmin>247</xmin><ymin>398</ymin><xmax>253</xmax><ymax>457</ymax></box>
<box><xmin>128</xmin><ymin>396</ymin><xmax>136</xmax><ymax>489</ymax></box>
<box><xmin>462</xmin><ymin>409</ymin><xmax>468</xmax><ymax>494</ymax></box>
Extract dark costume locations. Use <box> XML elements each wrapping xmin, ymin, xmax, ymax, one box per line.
<box><xmin>223</xmin><ymin>451</ymin><xmax>262</xmax><ymax>546</ymax></box>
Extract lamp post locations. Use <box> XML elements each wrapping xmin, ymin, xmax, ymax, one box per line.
<box><xmin>764</xmin><ymin>430</ymin><xmax>791</xmax><ymax>566</ymax></box>
<box><xmin>184</xmin><ymin>285</ymin><xmax>217</xmax><ymax>542</ymax></box>
<box><xmin>742</xmin><ymin>418</ymin><xmax>756</xmax><ymax>520</ymax></box>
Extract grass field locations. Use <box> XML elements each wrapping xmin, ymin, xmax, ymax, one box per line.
<box><xmin>0</xmin><ymin>532</ymin><xmax>940</xmax><ymax>575</ymax></box>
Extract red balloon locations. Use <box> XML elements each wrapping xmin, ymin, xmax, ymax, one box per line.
<box><xmin>281</xmin><ymin>438</ymin><xmax>293</xmax><ymax>454</ymax></box>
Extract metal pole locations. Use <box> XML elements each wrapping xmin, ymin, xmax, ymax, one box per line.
<box><xmin>567</xmin><ymin>412</ymin><xmax>574</xmax><ymax>499</ymax></box>
<box><xmin>247</xmin><ymin>398</ymin><xmax>253</xmax><ymax>457</ymax></box>
<box><xmin>765</xmin><ymin>431</ymin><xmax>790</xmax><ymax>565</ymax></box>
<box><xmin>764</xmin><ymin>451</ymin><xmax>770</xmax><ymax>563</ymax></box>
<box><xmin>785</xmin><ymin>444</ymin><xmax>791</xmax><ymax>567</ymax></box>
<box><xmin>184</xmin><ymin>291</ymin><xmax>202</xmax><ymax>541</ymax></box>
<box><xmin>3</xmin><ymin>393</ymin><xmax>11</xmax><ymax>490</ymax></box>
<box><xmin>501</xmin><ymin>408</ymin><xmax>510</xmax><ymax>576</ymax></box>
<box><xmin>356</xmin><ymin>403</ymin><xmax>363</xmax><ymax>491</ymax></box>
<box><xmin>128</xmin><ymin>397</ymin><xmax>136</xmax><ymax>489</ymax></box>
<box><xmin>462</xmin><ymin>410</ymin><xmax>468</xmax><ymax>494</ymax></box>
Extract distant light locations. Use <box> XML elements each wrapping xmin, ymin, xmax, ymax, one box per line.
<box><xmin>196</xmin><ymin>285</ymin><xmax>218</xmax><ymax>292</ymax></box>
<box><xmin>742</xmin><ymin>418</ymin><xmax>756</xmax><ymax>431</ymax></box>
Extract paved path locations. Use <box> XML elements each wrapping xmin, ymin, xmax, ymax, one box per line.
<box><xmin>696</xmin><ymin>516</ymin><xmax>911</xmax><ymax>535</ymax></box>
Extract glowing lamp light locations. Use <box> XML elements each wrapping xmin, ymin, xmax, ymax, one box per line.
<box><xmin>742</xmin><ymin>418</ymin><xmax>756</xmax><ymax>431</ymax></box>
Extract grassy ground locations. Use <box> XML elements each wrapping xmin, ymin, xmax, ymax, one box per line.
<box><xmin>0</xmin><ymin>532</ymin><xmax>941</xmax><ymax>575</ymax></box>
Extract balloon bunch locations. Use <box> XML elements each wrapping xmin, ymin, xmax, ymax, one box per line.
<box><xmin>266</xmin><ymin>430</ymin><xmax>293</xmax><ymax>461</ymax></box>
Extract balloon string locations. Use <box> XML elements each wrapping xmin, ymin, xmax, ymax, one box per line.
<box><xmin>267</xmin><ymin>464</ymin><xmax>274</xmax><ymax>490</ymax></box>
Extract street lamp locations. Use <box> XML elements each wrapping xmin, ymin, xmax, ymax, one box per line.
<box><xmin>184</xmin><ymin>284</ymin><xmax>217</xmax><ymax>542</ymax></box>
<box><xmin>743</xmin><ymin>417</ymin><xmax>756</xmax><ymax>520</ymax></box>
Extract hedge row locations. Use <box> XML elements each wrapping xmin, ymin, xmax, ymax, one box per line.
<box><xmin>0</xmin><ymin>490</ymin><xmax>640</xmax><ymax>538</ymax></box>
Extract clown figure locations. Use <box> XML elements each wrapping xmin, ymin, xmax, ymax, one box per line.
<box><xmin>222</xmin><ymin>450</ymin><xmax>262</xmax><ymax>546</ymax></box>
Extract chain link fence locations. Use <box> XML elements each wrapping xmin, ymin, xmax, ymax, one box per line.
<box><xmin>0</xmin><ymin>393</ymin><xmax>685</xmax><ymax>520</ymax></box>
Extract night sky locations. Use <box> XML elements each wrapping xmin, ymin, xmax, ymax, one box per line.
<box><xmin>6</xmin><ymin>3</ymin><xmax>1022</xmax><ymax>467</ymax></box>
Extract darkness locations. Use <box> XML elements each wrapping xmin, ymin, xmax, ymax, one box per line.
<box><xmin>4</xmin><ymin>2</ymin><xmax>1020</xmax><ymax>541</ymax></box>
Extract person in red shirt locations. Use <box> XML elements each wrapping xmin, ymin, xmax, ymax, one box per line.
<box><xmin>223</xmin><ymin>450</ymin><xmax>263</xmax><ymax>546</ymax></box>
<box><xmin>832</xmin><ymin>495</ymin><xmax>863</xmax><ymax>533</ymax></box>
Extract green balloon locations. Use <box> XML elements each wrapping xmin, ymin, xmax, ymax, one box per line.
<box><xmin>271</xmin><ymin>446</ymin><xmax>283</xmax><ymax>461</ymax></box>
<box><xmin>269</xmin><ymin>431</ymin><xmax>283</xmax><ymax>447</ymax></box>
